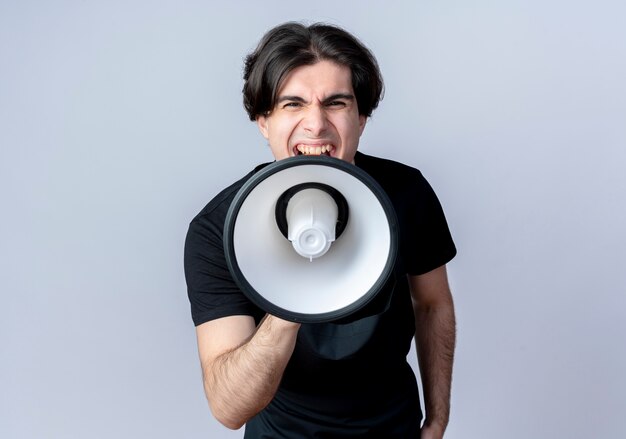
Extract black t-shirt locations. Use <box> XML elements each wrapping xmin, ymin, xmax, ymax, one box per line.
<box><xmin>184</xmin><ymin>151</ymin><xmax>456</xmax><ymax>437</ymax></box>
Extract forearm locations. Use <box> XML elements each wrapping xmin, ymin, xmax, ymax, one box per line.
<box><xmin>204</xmin><ymin>315</ymin><xmax>300</xmax><ymax>429</ymax></box>
<box><xmin>414</xmin><ymin>300</ymin><xmax>456</xmax><ymax>431</ymax></box>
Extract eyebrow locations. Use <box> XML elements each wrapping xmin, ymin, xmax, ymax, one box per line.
<box><xmin>276</xmin><ymin>93</ymin><xmax>355</xmax><ymax>105</ymax></box>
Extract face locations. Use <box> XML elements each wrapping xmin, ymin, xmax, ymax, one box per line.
<box><xmin>256</xmin><ymin>60</ymin><xmax>367</xmax><ymax>163</ymax></box>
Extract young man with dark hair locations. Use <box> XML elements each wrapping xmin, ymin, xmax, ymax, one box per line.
<box><xmin>184</xmin><ymin>22</ymin><xmax>457</xmax><ymax>438</ymax></box>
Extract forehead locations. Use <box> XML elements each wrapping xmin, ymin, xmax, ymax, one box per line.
<box><xmin>277</xmin><ymin>60</ymin><xmax>353</xmax><ymax>96</ymax></box>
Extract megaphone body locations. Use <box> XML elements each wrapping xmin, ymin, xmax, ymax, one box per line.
<box><xmin>285</xmin><ymin>187</ymin><xmax>338</xmax><ymax>259</ymax></box>
<box><xmin>224</xmin><ymin>155</ymin><xmax>398</xmax><ymax>323</ymax></box>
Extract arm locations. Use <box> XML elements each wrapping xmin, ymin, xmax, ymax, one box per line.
<box><xmin>408</xmin><ymin>265</ymin><xmax>456</xmax><ymax>439</ymax></box>
<box><xmin>195</xmin><ymin>314</ymin><xmax>301</xmax><ymax>429</ymax></box>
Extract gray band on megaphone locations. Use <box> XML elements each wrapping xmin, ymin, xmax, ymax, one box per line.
<box><xmin>223</xmin><ymin>155</ymin><xmax>398</xmax><ymax>323</ymax></box>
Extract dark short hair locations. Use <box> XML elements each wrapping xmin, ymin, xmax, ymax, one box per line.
<box><xmin>243</xmin><ymin>22</ymin><xmax>384</xmax><ymax>121</ymax></box>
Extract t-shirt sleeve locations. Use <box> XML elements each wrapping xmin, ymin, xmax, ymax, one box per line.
<box><xmin>184</xmin><ymin>208</ymin><xmax>263</xmax><ymax>327</ymax></box>
<box><xmin>401</xmin><ymin>170</ymin><xmax>457</xmax><ymax>275</ymax></box>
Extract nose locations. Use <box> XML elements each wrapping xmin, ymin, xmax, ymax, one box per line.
<box><xmin>302</xmin><ymin>105</ymin><xmax>328</xmax><ymax>136</ymax></box>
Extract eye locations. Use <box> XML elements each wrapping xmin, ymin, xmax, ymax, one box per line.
<box><xmin>282</xmin><ymin>102</ymin><xmax>302</xmax><ymax>109</ymax></box>
<box><xmin>327</xmin><ymin>100</ymin><xmax>347</xmax><ymax>108</ymax></box>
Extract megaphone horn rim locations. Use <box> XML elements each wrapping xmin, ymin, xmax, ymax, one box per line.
<box><xmin>223</xmin><ymin>155</ymin><xmax>399</xmax><ymax>323</ymax></box>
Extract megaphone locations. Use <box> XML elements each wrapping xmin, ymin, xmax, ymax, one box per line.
<box><xmin>224</xmin><ymin>155</ymin><xmax>398</xmax><ymax>323</ymax></box>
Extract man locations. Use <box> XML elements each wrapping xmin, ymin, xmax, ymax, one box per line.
<box><xmin>184</xmin><ymin>22</ymin><xmax>457</xmax><ymax>438</ymax></box>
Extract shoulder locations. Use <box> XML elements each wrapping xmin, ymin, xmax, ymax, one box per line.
<box><xmin>354</xmin><ymin>151</ymin><xmax>429</xmax><ymax>195</ymax></box>
<box><xmin>355</xmin><ymin>151</ymin><xmax>420</xmax><ymax>175</ymax></box>
<box><xmin>189</xmin><ymin>162</ymin><xmax>273</xmax><ymax>232</ymax></box>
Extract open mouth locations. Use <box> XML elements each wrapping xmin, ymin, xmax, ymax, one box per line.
<box><xmin>295</xmin><ymin>144</ymin><xmax>334</xmax><ymax>156</ymax></box>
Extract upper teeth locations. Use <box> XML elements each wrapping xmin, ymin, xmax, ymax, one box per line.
<box><xmin>296</xmin><ymin>144</ymin><xmax>332</xmax><ymax>155</ymax></box>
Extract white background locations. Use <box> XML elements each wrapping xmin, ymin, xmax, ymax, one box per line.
<box><xmin>2</xmin><ymin>1</ymin><xmax>625</xmax><ymax>438</ymax></box>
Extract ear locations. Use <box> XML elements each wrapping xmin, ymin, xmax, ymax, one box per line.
<box><xmin>358</xmin><ymin>115</ymin><xmax>367</xmax><ymax>135</ymax></box>
<box><xmin>256</xmin><ymin>115</ymin><xmax>270</xmax><ymax>140</ymax></box>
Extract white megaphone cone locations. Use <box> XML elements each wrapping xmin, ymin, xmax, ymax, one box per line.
<box><xmin>286</xmin><ymin>188</ymin><xmax>338</xmax><ymax>261</ymax></box>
